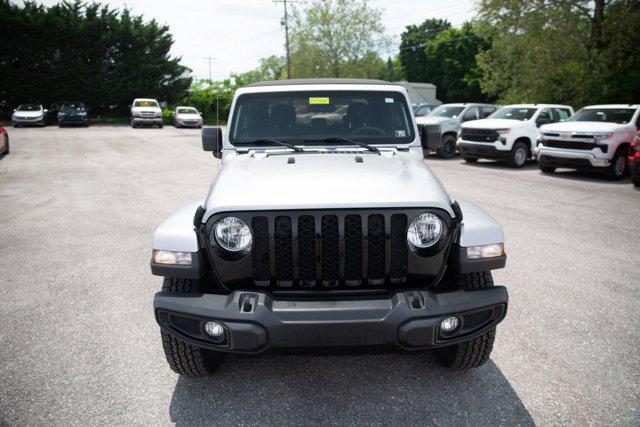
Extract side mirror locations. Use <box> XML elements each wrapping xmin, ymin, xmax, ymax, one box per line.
<box><xmin>536</xmin><ymin>118</ymin><xmax>551</xmax><ymax>127</ymax></box>
<box><xmin>202</xmin><ymin>126</ymin><xmax>223</xmax><ymax>158</ymax></box>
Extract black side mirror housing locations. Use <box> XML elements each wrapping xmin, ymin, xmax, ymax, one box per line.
<box><xmin>536</xmin><ymin>118</ymin><xmax>551</xmax><ymax>127</ymax></box>
<box><xmin>202</xmin><ymin>126</ymin><xmax>223</xmax><ymax>158</ymax></box>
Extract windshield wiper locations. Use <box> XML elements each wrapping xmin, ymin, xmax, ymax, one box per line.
<box><xmin>303</xmin><ymin>137</ymin><xmax>381</xmax><ymax>154</ymax></box>
<box><xmin>236</xmin><ymin>138</ymin><xmax>304</xmax><ymax>152</ymax></box>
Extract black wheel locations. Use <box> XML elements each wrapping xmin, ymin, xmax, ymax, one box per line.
<box><xmin>539</xmin><ymin>165</ymin><xmax>555</xmax><ymax>173</ymax></box>
<box><xmin>632</xmin><ymin>164</ymin><xmax>640</xmax><ymax>187</ymax></box>
<box><xmin>436</xmin><ymin>134</ymin><xmax>457</xmax><ymax>159</ymax></box>
<box><xmin>158</xmin><ymin>123</ymin><xmax>164</xmax><ymax>129</ymax></box>
<box><xmin>160</xmin><ymin>277</ymin><xmax>224</xmax><ymax>376</ymax></box>
<box><xmin>433</xmin><ymin>271</ymin><xmax>496</xmax><ymax>370</ymax></box>
<box><xmin>605</xmin><ymin>147</ymin><xmax>627</xmax><ymax>180</ymax></box>
<box><xmin>58</xmin><ymin>122</ymin><xmax>64</xmax><ymax>128</ymax></box>
<box><xmin>131</xmin><ymin>120</ymin><xmax>137</xmax><ymax>128</ymax></box>
<box><xmin>0</xmin><ymin>134</ymin><xmax>8</xmax><ymax>155</ymax></box>
<box><xmin>508</xmin><ymin>141</ymin><xmax>528</xmax><ymax>168</ymax></box>
<box><xmin>463</xmin><ymin>157</ymin><xmax>478</xmax><ymax>163</ymax></box>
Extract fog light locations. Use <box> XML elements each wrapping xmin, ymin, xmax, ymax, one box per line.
<box><xmin>204</xmin><ymin>321</ymin><xmax>225</xmax><ymax>338</ymax></box>
<box><xmin>440</xmin><ymin>316</ymin><xmax>460</xmax><ymax>333</ymax></box>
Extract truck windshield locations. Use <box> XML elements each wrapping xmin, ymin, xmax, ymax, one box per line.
<box><xmin>134</xmin><ymin>100</ymin><xmax>159</xmax><ymax>108</ymax></box>
<box><xmin>490</xmin><ymin>107</ymin><xmax>537</xmax><ymax>121</ymax></box>
<box><xmin>428</xmin><ymin>105</ymin><xmax>465</xmax><ymax>118</ymax></box>
<box><xmin>229</xmin><ymin>90</ymin><xmax>415</xmax><ymax>145</ymax></box>
<box><xmin>567</xmin><ymin>108</ymin><xmax>635</xmax><ymax>124</ymax></box>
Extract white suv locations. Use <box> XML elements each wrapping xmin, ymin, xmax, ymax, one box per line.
<box><xmin>458</xmin><ymin>104</ymin><xmax>574</xmax><ymax>168</ymax></box>
<box><xmin>537</xmin><ymin>104</ymin><xmax>640</xmax><ymax>180</ymax></box>
<box><xmin>416</xmin><ymin>103</ymin><xmax>497</xmax><ymax>158</ymax></box>
<box><xmin>130</xmin><ymin>98</ymin><xmax>163</xmax><ymax>128</ymax></box>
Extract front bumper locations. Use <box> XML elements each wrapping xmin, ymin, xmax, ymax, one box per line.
<box><xmin>59</xmin><ymin>115</ymin><xmax>88</xmax><ymax>124</ymax></box>
<box><xmin>538</xmin><ymin>148</ymin><xmax>610</xmax><ymax>169</ymax></box>
<box><xmin>458</xmin><ymin>141</ymin><xmax>510</xmax><ymax>160</ymax></box>
<box><xmin>154</xmin><ymin>287</ymin><xmax>508</xmax><ymax>353</ymax></box>
<box><xmin>12</xmin><ymin>116</ymin><xmax>44</xmax><ymax>125</ymax></box>
<box><xmin>132</xmin><ymin>117</ymin><xmax>162</xmax><ymax>125</ymax></box>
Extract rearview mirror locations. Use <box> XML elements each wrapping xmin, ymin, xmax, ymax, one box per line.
<box><xmin>202</xmin><ymin>126</ymin><xmax>222</xmax><ymax>158</ymax></box>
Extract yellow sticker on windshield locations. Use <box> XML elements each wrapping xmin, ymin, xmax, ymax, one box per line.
<box><xmin>309</xmin><ymin>97</ymin><xmax>330</xmax><ymax>105</ymax></box>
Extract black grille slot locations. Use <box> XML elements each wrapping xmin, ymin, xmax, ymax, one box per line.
<box><xmin>297</xmin><ymin>215</ymin><xmax>316</xmax><ymax>287</ymax></box>
<box><xmin>542</xmin><ymin>139</ymin><xmax>596</xmax><ymax>150</ymax></box>
<box><xmin>274</xmin><ymin>216</ymin><xmax>293</xmax><ymax>287</ymax></box>
<box><xmin>169</xmin><ymin>314</ymin><xmax>201</xmax><ymax>337</ymax></box>
<box><xmin>463</xmin><ymin>309</ymin><xmax>493</xmax><ymax>330</ymax></box>
<box><xmin>367</xmin><ymin>214</ymin><xmax>385</xmax><ymax>284</ymax></box>
<box><xmin>460</xmin><ymin>128</ymin><xmax>499</xmax><ymax>142</ymax></box>
<box><xmin>321</xmin><ymin>215</ymin><xmax>339</xmax><ymax>287</ymax></box>
<box><xmin>251</xmin><ymin>217</ymin><xmax>270</xmax><ymax>286</ymax></box>
<box><xmin>390</xmin><ymin>214</ymin><xmax>408</xmax><ymax>282</ymax></box>
<box><xmin>344</xmin><ymin>214</ymin><xmax>363</xmax><ymax>286</ymax></box>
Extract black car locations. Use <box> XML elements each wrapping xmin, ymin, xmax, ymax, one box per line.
<box><xmin>58</xmin><ymin>101</ymin><xmax>89</xmax><ymax>127</ymax></box>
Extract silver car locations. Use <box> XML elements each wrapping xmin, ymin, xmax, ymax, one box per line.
<box><xmin>150</xmin><ymin>79</ymin><xmax>509</xmax><ymax>377</ymax></box>
<box><xmin>172</xmin><ymin>106</ymin><xmax>203</xmax><ymax>128</ymax></box>
<box><xmin>12</xmin><ymin>104</ymin><xmax>48</xmax><ymax>127</ymax></box>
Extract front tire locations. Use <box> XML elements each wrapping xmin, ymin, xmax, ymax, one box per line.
<box><xmin>539</xmin><ymin>165</ymin><xmax>555</xmax><ymax>174</ymax></box>
<box><xmin>160</xmin><ymin>277</ymin><xmax>224</xmax><ymax>377</ymax></box>
<box><xmin>463</xmin><ymin>157</ymin><xmax>478</xmax><ymax>163</ymax></box>
<box><xmin>605</xmin><ymin>147</ymin><xmax>627</xmax><ymax>180</ymax></box>
<box><xmin>508</xmin><ymin>141</ymin><xmax>528</xmax><ymax>168</ymax></box>
<box><xmin>436</xmin><ymin>134</ymin><xmax>457</xmax><ymax>159</ymax></box>
<box><xmin>433</xmin><ymin>271</ymin><xmax>496</xmax><ymax>370</ymax></box>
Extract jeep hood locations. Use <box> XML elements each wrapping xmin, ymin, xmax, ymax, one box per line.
<box><xmin>462</xmin><ymin>118</ymin><xmax>527</xmax><ymax>129</ymax></box>
<box><xmin>202</xmin><ymin>152</ymin><xmax>454</xmax><ymax>221</ymax></box>
<box><xmin>541</xmin><ymin>121</ymin><xmax>627</xmax><ymax>133</ymax></box>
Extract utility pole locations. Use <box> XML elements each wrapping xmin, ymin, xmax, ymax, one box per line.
<box><xmin>203</xmin><ymin>56</ymin><xmax>219</xmax><ymax>124</ymax></box>
<box><xmin>274</xmin><ymin>0</ymin><xmax>296</xmax><ymax>79</ymax></box>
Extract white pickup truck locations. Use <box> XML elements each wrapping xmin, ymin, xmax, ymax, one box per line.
<box><xmin>537</xmin><ymin>104</ymin><xmax>640</xmax><ymax>179</ymax></box>
<box><xmin>458</xmin><ymin>104</ymin><xmax>574</xmax><ymax>167</ymax></box>
<box><xmin>416</xmin><ymin>103</ymin><xmax>497</xmax><ymax>158</ymax></box>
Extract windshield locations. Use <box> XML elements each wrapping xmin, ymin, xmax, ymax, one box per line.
<box><xmin>17</xmin><ymin>104</ymin><xmax>40</xmax><ymax>111</ymax></box>
<box><xmin>229</xmin><ymin>90</ymin><xmax>415</xmax><ymax>145</ymax></box>
<box><xmin>177</xmin><ymin>107</ymin><xmax>197</xmax><ymax>114</ymax></box>
<box><xmin>490</xmin><ymin>107</ymin><xmax>537</xmax><ymax>121</ymax></box>
<box><xmin>428</xmin><ymin>105</ymin><xmax>465</xmax><ymax>118</ymax></box>
<box><xmin>133</xmin><ymin>100</ymin><xmax>159</xmax><ymax>108</ymax></box>
<box><xmin>568</xmin><ymin>108</ymin><xmax>635</xmax><ymax>124</ymax></box>
<box><xmin>62</xmin><ymin>102</ymin><xmax>85</xmax><ymax>110</ymax></box>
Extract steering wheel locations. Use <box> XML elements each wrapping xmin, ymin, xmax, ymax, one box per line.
<box><xmin>351</xmin><ymin>126</ymin><xmax>386</xmax><ymax>136</ymax></box>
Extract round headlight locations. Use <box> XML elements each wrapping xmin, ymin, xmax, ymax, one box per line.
<box><xmin>214</xmin><ymin>217</ymin><xmax>252</xmax><ymax>252</ymax></box>
<box><xmin>407</xmin><ymin>213</ymin><xmax>443</xmax><ymax>248</ymax></box>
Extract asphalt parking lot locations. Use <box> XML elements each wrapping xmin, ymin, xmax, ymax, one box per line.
<box><xmin>0</xmin><ymin>126</ymin><xmax>638</xmax><ymax>425</ymax></box>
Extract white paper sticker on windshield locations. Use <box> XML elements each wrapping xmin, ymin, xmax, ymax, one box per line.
<box><xmin>395</xmin><ymin>130</ymin><xmax>406</xmax><ymax>137</ymax></box>
<box><xmin>385</xmin><ymin>98</ymin><xmax>394</xmax><ymax>103</ymax></box>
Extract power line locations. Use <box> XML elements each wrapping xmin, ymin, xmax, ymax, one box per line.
<box><xmin>203</xmin><ymin>57</ymin><xmax>219</xmax><ymax>124</ymax></box>
<box><xmin>274</xmin><ymin>0</ymin><xmax>298</xmax><ymax>79</ymax></box>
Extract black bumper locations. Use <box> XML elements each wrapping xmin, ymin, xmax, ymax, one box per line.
<box><xmin>538</xmin><ymin>155</ymin><xmax>596</xmax><ymax>169</ymax></box>
<box><xmin>458</xmin><ymin>143</ymin><xmax>510</xmax><ymax>160</ymax></box>
<box><xmin>154</xmin><ymin>287</ymin><xmax>508</xmax><ymax>353</ymax></box>
<box><xmin>59</xmin><ymin>117</ymin><xmax>89</xmax><ymax>125</ymax></box>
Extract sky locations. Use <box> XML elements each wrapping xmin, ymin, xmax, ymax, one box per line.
<box><xmin>22</xmin><ymin>0</ymin><xmax>478</xmax><ymax>80</ymax></box>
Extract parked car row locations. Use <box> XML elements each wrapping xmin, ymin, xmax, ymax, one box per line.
<box><xmin>9</xmin><ymin>98</ymin><xmax>202</xmax><ymax>129</ymax></box>
<box><xmin>417</xmin><ymin>101</ymin><xmax>640</xmax><ymax>184</ymax></box>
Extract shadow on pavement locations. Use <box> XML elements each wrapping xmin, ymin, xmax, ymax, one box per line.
<box><xmin>168</xmin><ymin>352</ymin><xmax>533</xmax><ymax>425</ymax></box>
<box><xmin>539</xmin><ymin>169</ymin><xmax>631</xmax><ymax>185</ymax></box>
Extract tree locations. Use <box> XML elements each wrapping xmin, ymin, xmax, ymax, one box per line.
<box><xmin>475</xmin><ymin>0</ymin><xmax>640</xmax><ymax>106</ymax></box>
<box><xmin>0</xmin><ymin>0</ymin><xmax>191</xmax><ymax>117</ymax></box>
<box><xmin>288</xmin><ymin>0</ymin><xmax>390</xmax><ymax>78</ymax></box>
<box><xmin>398</xmin><ymin>19</ymin><xmax>450</xmax><ymax>83</ymax></box>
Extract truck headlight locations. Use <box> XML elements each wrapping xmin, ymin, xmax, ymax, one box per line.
<box><xmin>151</xmin><ymin>250</ymin><xmax>192</xmax><ymax>265</ymax></box>
<box><xmin>407</xmin><ymin>213</ymin><xmax>443</xmax><ymax>248</ymax></box>
<box><xmin>214</xmin><ymin>217</ymin><xmax>252</xmax><ymax>252</ymax></box>
<box><xmin>497</xmin><ymin>129</ymin><xmax>510</xmax><ymax>136</ymax></box>
<box><xmin>466</xmin><ymin>243</ymin><xmax>505</xmax><ymax>259</ymax></box>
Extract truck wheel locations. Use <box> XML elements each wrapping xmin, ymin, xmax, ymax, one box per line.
<box><xmin>632</xmin><ymin>164</ymin><xmax>640</xmax><ymax>187</ymax></box>
<box><xmin>539</xmin><ymin>165</ymin><xmax>555</xmax><ymax>174</ymax></box>
<box><xmin>131</xmin><ymin>120</ymin><xmax>137</xmax><ymax>128</ymax></box>
<box><xmin>508</xmin><ymin>141</ymin><xmax>528</xmax><ymax>168</ymax></box>
<box><xmin>463</xmin><ymin>157</ymin><xmax>478</xmax><ymax>163</ymax></box>
<box><xmin>605</xmin><ymin>148</ymin><xmax>627</xmax><ymax>180</ymax></box>
<box><xmin>433</xmin><ymin>271</ymin><xmax>496</xmax><ymax>370</ymax></box>
<box><xmin>160</xmin><ymin>277</ymin><xmax>224</xmax><ymax>376</ymax></box>
<box><xmin>436</xmin><ymin>135</ymin><xmax>457</xmax><ymax>159</ymax></box>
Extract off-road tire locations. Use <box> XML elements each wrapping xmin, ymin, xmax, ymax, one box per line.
<box><xmin>539</xmin><ymin>165</ymin><xmax>555</xmax><ymax>174</ymax></box>
<box><xmin>433</xmin><ymin>271</ymin><xmax>496</xmax><ymax>370</ymax></box>
<box><xmin>604</xmin><ymin>147</ymin><xmax>627</xmax><ymax>180</ymax></box>
<box><xmin>463</xmin><ymin>157</ymin><xmax>478</xmax><ymax>163</ymax></box>
<box><xmin>508</xmin><ymin>141</ymin><xmax>528</xmax><ymax>168</ymax></box>
<box><xmin>160</xmin><ymin>277</ymin><xmax>224</xmax><ymax>377</ymax></box>
<box><xmin>436</xmin><ymin>134</ymin><xmax>457</xmax><ymax>159</ymax></box>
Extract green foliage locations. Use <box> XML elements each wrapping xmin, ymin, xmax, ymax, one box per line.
<box><xmin>288</xmin><ymin>0</ymin><xmax>390</xmax><ymax>78</ymax></box>
<box><xmin>476</xmin><ymin>0</ymin><xmax>640</xmax><ymax>107</ymax></box>
<box><xmin>399</xmin><ymin>19</ymin><xmax>451</xmax><ymax>83</ymax></box>
<box><xmin>0</xmin><ymin>0</ymin><xmax>191</xmax><ymax>118</ymax></box>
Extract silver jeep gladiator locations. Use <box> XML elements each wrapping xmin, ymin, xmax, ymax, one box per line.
<box><xmin>150</xmin><ymin>79</ymin><xmax>508</xmax><ymax>376</ymax></box>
